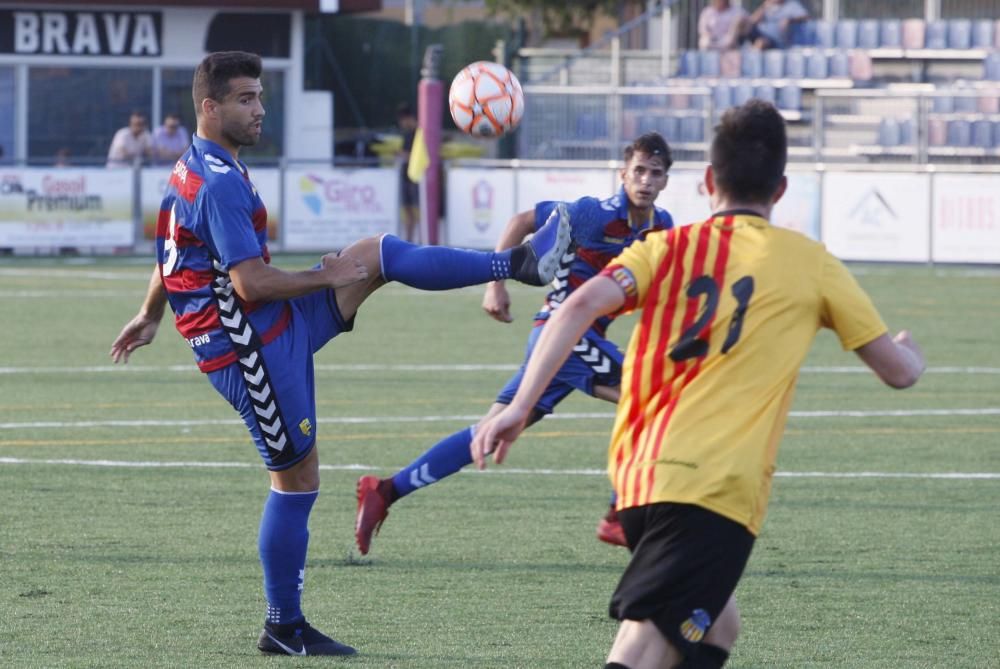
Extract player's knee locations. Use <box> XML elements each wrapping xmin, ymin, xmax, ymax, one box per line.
<box><xmin>339</xmin><ymin>235</ymin><xmax>384</xmax><ymax>278</ymax></box>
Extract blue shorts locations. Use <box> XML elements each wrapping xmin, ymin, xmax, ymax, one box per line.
<box><xmin>207</xmin><ymin>287</ymin><xmax>353</xmax><ymax>471</ymax></box>
<box><xmin>496</xmin><ymin>324</ymin><xmax>623</xmax><ymax>415</ymax></box>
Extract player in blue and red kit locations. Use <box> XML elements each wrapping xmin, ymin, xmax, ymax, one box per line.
<box><xmin>109</xmin><ymin>51</ymin><xmax>571</xmax><ymax>657</ymax></box>
<box><xmin>355</xmin><ymin>133</ymin><xmax>674</xmax><ymax>555</ymax></box>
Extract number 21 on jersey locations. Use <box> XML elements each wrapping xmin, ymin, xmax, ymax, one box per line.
<box><xmin>669</xmin><ymin>274</ymin><xmax>754</xmax><ymax>362</ymax></box>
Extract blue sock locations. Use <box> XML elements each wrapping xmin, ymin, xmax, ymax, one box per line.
<box><xmin>380</xmin><ymin>235</ymin><xmax>513</xmax><ymax>289</ymax></box>
<box><xmin>259</xmin><ymin>488</ymin><xmax>318</xmax><ymax>626</ymax></box>
<box><xmin>609</xmin><ymin>491</ymin><xmax>618</xmax><ymax>508</ymax></box>
<box><xmin>392</xmin><ymin>427</ymin><xmax>474</xmax><ymax>497</ymax></box>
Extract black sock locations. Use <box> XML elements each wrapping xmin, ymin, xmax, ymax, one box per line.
<box><xmin>678</xmin><ymin>643</ymin><xmax>730</xmax><ymax>669</ymax></box>
<box><xmin>605</xmin><ymin>663</ymin><xmax>631</xmax><ymax>669</ymax></box>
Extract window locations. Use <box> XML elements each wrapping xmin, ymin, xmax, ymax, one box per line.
<box><xmin>28</xmin><ymin>66</ymin><xmax>151</xmax><ymax>164</ymax></box>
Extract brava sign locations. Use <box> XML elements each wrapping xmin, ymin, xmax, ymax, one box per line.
<box><xmin>0</xmin><ymin>10</ymin><xmax>162</xmax><ymax>57</ymax></box>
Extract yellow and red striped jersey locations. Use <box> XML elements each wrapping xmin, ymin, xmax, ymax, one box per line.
<box><xmin>601</xmin><ymin>212</ymin><xmax>887</xmax><ymax>535</ymax></box>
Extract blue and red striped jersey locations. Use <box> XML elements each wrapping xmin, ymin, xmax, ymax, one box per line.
<box><xmin>532</xmin><ymin>186</ymin><xmax>674</xmax><ymax>337</ymax></box>
<box><xmin>155</xmin><ymin>135</ymin><xmax>288</xmax><ymax>372</ymax></box>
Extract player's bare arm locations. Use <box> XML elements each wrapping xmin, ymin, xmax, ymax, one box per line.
<box><xmin>227</xmin><ymin>254</ymin><xmax>367</xmax><ymax>303</ymax></box>
<box><xmin>854</xmin><ymin>330</ymin><xmax>926</xmax><ymax>389</ymax></box>
<box><xmin>110</xmin><ymin>265</ymin><xmax>167</xmax><ymax>364</ymax></box>
<box><xmin>482</xmin><ymin>210</ymin><xmax>536</xmax><ymax>323</ymax></box>
<box><xmin>472</xmin><ymin>274</ymin><xmax>625</xmax><ymax>469</ymax></box>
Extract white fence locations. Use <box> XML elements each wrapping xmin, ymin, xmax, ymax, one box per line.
<box><xmin>0</xmin><ymin>162</ymin><xmax>998</xmax><ymax>265</ymax></box>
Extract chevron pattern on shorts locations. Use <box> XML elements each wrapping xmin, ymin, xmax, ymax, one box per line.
<box><xmin>572</xmin><ymin>338</ymin><xmax>616</xmax><ymax>376</ymax></box>
<box><xmin>211</xmin><ymin>261</ymin><xmax>289</xmax><ymax>454</ymax></box>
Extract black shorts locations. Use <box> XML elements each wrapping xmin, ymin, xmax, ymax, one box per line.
<box><xmin>609</xmin><ymin>502</ymin><xmax>755</xmax><ymax>656</ymax></box>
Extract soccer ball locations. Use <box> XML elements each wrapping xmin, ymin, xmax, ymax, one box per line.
<box><xmin>448</xmin><ymin>61</ymin><xmax>525</xmax><ymax>138</ymax></box>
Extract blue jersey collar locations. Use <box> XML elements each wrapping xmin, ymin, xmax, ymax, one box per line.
<box><xmin>191</xmin><ymin>135</ymin><xmax>243</xmax><ymax>171</ymax></box>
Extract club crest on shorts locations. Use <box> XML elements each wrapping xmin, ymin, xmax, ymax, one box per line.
<box><xmin>679</xmin><ymin>608</ymin><xmax>711</xmax><ymax>642</ymax></box>
<box><xmin>299</xmin><ymin>418</ymin><xmax>312</xmax><ymax>437</ymax></box>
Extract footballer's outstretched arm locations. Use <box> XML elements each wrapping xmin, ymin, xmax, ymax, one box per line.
<box><xmin>854</xmin><ymin>330</ymin><xmax>925</xmax><ymax>389</ymax></box>
<box><xmin>483</xmin><ymin>209</ymin><xmax>537</xmax><ymax>323</ymax></box>
<box><xmin>472</xmin><ymin>274</ymin><xmax>625</xmax><ymax>468</ymax></box>
<box><xmin>110</xmin><ymin>264</ymin><xmax>167</xmax><ymax>364</ymax></box>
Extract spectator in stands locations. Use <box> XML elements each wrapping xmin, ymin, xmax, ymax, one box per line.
<box><xmin>107</xmin><ymin>110</ymin><xmax>153</xmax><ymax>167</ymax></box>
<box><xmin>747</xmin><ymin>0</ymin><xmax>810</xmax><ymax>49</ymax></box>
<box><xmin>698</xmin><ymin>0</ymin><xmax>750</xmax><ymax>51</ymax></box>
<box><xmin>54</xmin><ymin>147</ymin><xmax>71</xmax><ymax>167</ymax></box>
<box><xmin>152</xmin><ymin>112</ymin><xmax>191</xmax><ymax>165</ymax></box>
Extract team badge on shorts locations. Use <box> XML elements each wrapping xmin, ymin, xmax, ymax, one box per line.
<box><xmin>298</xmin><ymin>418</ymin><xmax>312</xmax><ymax>437</ymax></box>
<box><xmin>679</xmin><ymin>608</ymin><xmax>711</xmax><ymax>643</ymax></box>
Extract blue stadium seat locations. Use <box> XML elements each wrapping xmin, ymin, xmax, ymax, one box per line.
<box><xmin>972</xmin><ymin>19</ymin><xmax>995</xmax><ymax>49</ymax></box>
<box><xmin>741</xmin><ymin>49</ymin><xmax>763</xmax><ymax>78</ymax></box>
<box><xmin>985</xmin><ymin>53</ymin><xmax>1000</xmax><ymax>81</ymax></box>
<box><xmin>858</xmin><ymin>20</ymin><xmax>880</xmax><ymax>49</ymax></box>
<box><xmin>713</xmin><ymin>83</ymin><xmax>733</xmax><ymax>111</ymax></box>
<box><xmin>947</xmin><ymin>119</ymin><xmax>971</xmax><ymax>146</ymax></box>
<box><xmin>764</xmin><ymin>49</ymin><xmax>785</xmax><ymax>79</ymax></box>
<box><xmin>806</xmin><ymin>52</ymin><xmax>829</xmax><ymax>79</ymax></box>
<box><xmin>699</xmin><ymin>50</ymin><xmax>721</xmax><ymax>78</ymax></box>
<box><xmin>835</xmin><ymin>20</ymin><xmax>858</xmax><ymax>49</ymax></box>
<box><xmin>679</xmin><ymin>50</ymin><xmax>699</xmax><ymax>77</ymax></box>
<box><xmin>948</xmin><ymin>19</ymin><xmax>972</xmax><ymax>50</ymax></box>
<box><xmin>993</xmin><ymin>120</ymin><xmax>1000</xmax><ymax>148</ymax></box>
<box><xmin>658</xmin><ymin>115</ymin><xmax>680</xmax><ymax>142</ymax></box>
<box><xmin>878</xmin><ymin>118</ymin><xmax>901</xmax><ymax>147</ymax></box>
<box><xmin>954</xmin><ymin>95</ymin><xmax>978</xmax><ymax>113</ymax></box>
<box><xmin>925</xmin><ymin>20</ymin><xmax>948</xmax><ymax>49</ymax></box>
<box><xmin>972</xmin><ymin>120</ymin><xmax>994</xmax><ymax>148</ymax></box>
<box><xmin>814</xmin><ymin>20</ymin><xmax>835</xmax><ymax>48</ymax></box>
<box><xmin>899</xmin><ymin>119</ymin><xmax>914</xmax><ymax>145</ymax></box>
<box><xmin>753</xmin><ymin>84</ymin><xmax>777</xmax><ymax>104</ymax></box>
<box><xmin>932</xmin><ymin>96</ymin><xmax>954</xmax><ymax>113</ymax></box>
<box><xmin>576</xmin><ymin>112</ymin><xmax>608</xmax><ymax>140</ymax></box>
<box><xmin>680</xmin><ymin>116</ymin><xmax>704</xmax><ymax>143</ymax></box>
<box><xmin>880</xmin><ymin>19</ymin><xmax>902</xmax><ymax>48</ymax></box>
<box><xmin>784</xmin><ymin>50</ymin><xmax>806</xmax><ymax>79</ymax></box>
<box><xmin>788</xmin><ymin>20</ymin><xmax>817</xmax><ymax>46</ymax></box>
<box><xmin>829</xmin><ymin>51</ymin><xmax>850</xmax><ymax>78</ymax></box>
<box><xmin>776</xmin><ymin>84</ymin><xmax>802</xmax><ymax>111</ymax></box>
<box><xmin>732</xmin><ymin>82</ymin><xmax>754</xmax><ymax>106</ymax></box>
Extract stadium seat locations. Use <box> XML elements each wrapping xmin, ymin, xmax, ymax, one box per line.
<box><xmin>680</xmin><ymin>116</ymin><xmax>704</xmax><ymax>143</ymax></box>
<box><xmin>753</xmin><ymin>84</ymin><xmax>777</xmax><ymax>104</ymax></box>
<box><xmin>972</xmin><ymin>119</ymin><xmax>994</xmax><ymax>148</ymax></box>
<box><xmin>946</xmin><ymin>120</ymin><xmax>971</xmax><ymax>147</ymax></box>
<box><xmin>932</xmin><ymin>96</ymin><xmax>954</xmax><ymax>113</ymax></box>
<box><xmin>679</xmin><ymin>50</ymin><xmax>699</xmax><ymax>77</ymax></box>
<box><xmin>954</xmin><ymin>95</ymin><xmax>978</xmax><ymax>113</ymax></box>
<box><xmin>776</xmin><ymin>84</ymin><xmax>802</xmax><ymax>111</ymax></box>
<box><xmin>971</xmin><ymin>19</ymin><xmax>995</xmax><ymax>48</ymax></box>
<box><xmin>849</xmin><ymin>51</ymin><xmax>874</xmax><ymax>81</ymax></box>
<box><xmin>815</xmin><ymin>20</ymin><xmax>835</xmax><ymax>48</ymax></box>
<box><xmin>948</xmin><ymin>19</ymin><xmax>972</xmax><ymax>50</ymax></box>
<box><xmin>881</xmin><ymin>19</ymin><xmax>903</xmax><ymax>48</ymax></box>
<box><xmin>858</xmin><ymin>20</ymin><xmax>881</xmax><ymax>49</ymax></box>
<box><xmin>829</xmin><ymin>51</ymin><xmax>850</xmax><ymax>78</ymax></box>
<box><xmin>789</xmin><ymin>20</ymin><xmax>817</xmax><ymax>47</ymax></box>
<box><xmin>741</xmin><ymin>49</ymin><xmax>763</xmax><ymax>79</ymax></box>
<box><xmin>900</xmin><ymin>119</ymin><xmax>915</xmax><ymax>145</ymax></box>
<box><xmin>985</xmin><ymin>53</ymin><xmax>1000</xmax><ymax>81</ymax></box>
<box><xmin>720</xmin><ymin>49</ymin><xmax>742</xmax><ymax>78</ymax></box>
<box><xmin>764</xmin><ymin>49</ymin><xmax>785</xmax><ymax>79</ymax></box>
<box><xmin>902</xmin><ymin>19</ymin><xmax>926</xmax><ymax>49</ymax></box>
<box><xmin>977</xmin><ymin>95</ymin><xmax>999</xmax><ymax>114</ymax></box>
<box><xmin>699</xmin><ymin>50</ymin><xmax>721</xmax><ymax>78</ymax></box>
<box><xmin>928</xmin><ymin>119</ymin><xmax>947</xmax><ymax>146</ymax></box>
<box><xmin>659</xmin><ymin>115</ymin><xmax>680</xmax><ymax>142</ymax></box>
<box><xmin>925</xmin><ymin>20</ymin><xmax>947</xmax><ymax>49</ymax></box>
<box><xmin>835</xmin><ymin>20</ymin><xmax>858</xmax><ymax>49</ymax></box>
<box><xmin>576</xmin><ymin>112</ymin><xmax>608</xmax><ymax>140</ymax></box>
<box><xmin>806</xmin><ymin>52</ymin><xmax>829</xmax><ymax>79</ymax></box>
<box><xmin>878</xmin><ymin>118</ymin><xmax>901</xmax><ymax>147</ymax></box>
<box><xmin>993</xmin><ymin>120</ymin><xmax>1000</xmax><ymax>148</ymax></box>
<box><xmin>785</xmin><ymin>50</ymin><xmax>806</xmax><ymax>79</ymax></box>
<box><xmin>732</xmin><ymin>82</ymin><xmax>754</xmax><ymax>106</ymax></box>
<box><xmin>713</xmin><ymin>83</ymin><xmax>733</xmax><ymax>111</ymax></box>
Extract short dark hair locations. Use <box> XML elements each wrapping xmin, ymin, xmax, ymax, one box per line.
<box><xmin>192</xmin><ymin>51</ymin><xmax>262</xmax><ymax>114</ymax></box>
<box><xmin>710</xmin><ymin>100</ymin><xmax>787</xmax><ymax>205</ymax></box>
<box><xmin>623</xmin><ymin>132</ymin><xmax>673</xmax><ymax>171</ymax></box>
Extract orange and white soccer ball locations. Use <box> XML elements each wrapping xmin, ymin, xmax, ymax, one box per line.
<box><xmin>448</xmin><ymin>61</ymin><xmax>525</xmax><ymax>138</ymax></box>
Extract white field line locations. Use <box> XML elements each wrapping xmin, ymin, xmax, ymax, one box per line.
<box><xmin>1</xmin><ymin>407</ymin><xmax>999</xmax><ymax>431</ymax></box>
<box><xmin>1</xmin><ymin>364</ymin><xmax>999</xmax><ymax>376</ymax></box>
<box><xmin>0</xmin><ymin>456</ymin><xmax>996</xmax><ymax>480</ymax></box>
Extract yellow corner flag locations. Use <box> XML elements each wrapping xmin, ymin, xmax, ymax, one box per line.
<box><xmin>407</xmin><ymin>127</ymin><xmax>430</xmax><ymax>184</ymax></box>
